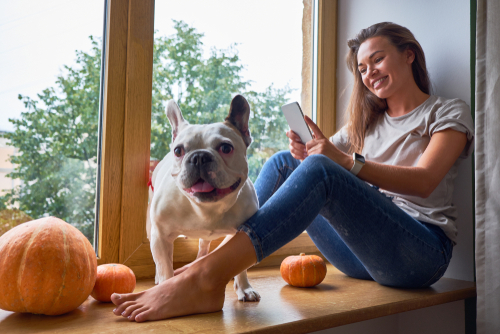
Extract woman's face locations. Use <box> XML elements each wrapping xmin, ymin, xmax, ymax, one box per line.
<box><xmin>357</xmin><ymin>36</ymin><xmax>415</xmax><ymax>100</ymax></box>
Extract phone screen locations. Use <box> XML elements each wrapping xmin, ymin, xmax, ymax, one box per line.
<box><xmin>281</xmin><ymin>102</ymin><xmax>313</xmax><ymax>144</ymax></box>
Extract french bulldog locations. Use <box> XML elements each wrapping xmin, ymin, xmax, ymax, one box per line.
<box><xmin>146</xmin><ymin>95</ymin><xmax>261</xmax><ymax>302</ymax></box>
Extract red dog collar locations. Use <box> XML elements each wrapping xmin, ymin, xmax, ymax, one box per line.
<box><xmin>148</xmin><ymin>177</ymin><xmax>154</xmax><ymax>192</ymax></box>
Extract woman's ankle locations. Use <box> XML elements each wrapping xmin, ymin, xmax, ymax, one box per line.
<box><xmin>188</xmin><ymin>257</ymin><xmax>231</xmax><ymax>292</ymax></box>
<box><xmin>185</xmin><ymin>232</ymin><xmax>258</xmax><ymax>291</ymax></box>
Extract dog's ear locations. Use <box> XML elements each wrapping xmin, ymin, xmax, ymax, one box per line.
<box><xmin>166</xmin><ymin>100</ymin><xmax>189</xmax><ymax>142</ymax></box>
<box><xmin>225</xmin><ymin>95</ymin><xmax>252</xmax><ymax>147</ymax></box>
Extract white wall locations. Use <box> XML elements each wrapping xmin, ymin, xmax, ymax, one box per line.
<box><xmin>335</xmin><ymin>0</ymin><xmax>474</xmax><ymax>282</ymax></box>
<box><xmin>314</xmin><ymin>0</ymin><xmax>472</xmax><ymax>333</ymax></box>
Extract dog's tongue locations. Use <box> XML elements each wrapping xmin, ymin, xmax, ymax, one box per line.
<box><xmin>191</xmin><ymin>180</ymin><xmax>215</xmax><ymax>193</ymax></box>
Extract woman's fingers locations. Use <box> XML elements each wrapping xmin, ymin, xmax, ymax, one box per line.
<box><xmin>287</xmin><ymin>130</ymin><xmax>310</xmax><ymax>160</ymax></box>
<box><xmin>286</xmin><ymin>130</ymin><xmax>303</xmax><ymax>143</ymax></box>
<box><xmin>287</xmin><ymin>132</ymin><xmax>307</xmax><ymax>160</ymax></box>
<box><xmin>304</xmin><ymin>115</ymin><xmax>326</xmax><ymax>140</ymax></box>
<box><xmin>305</xmin><ymin>135</ymin><xmax>320</xmax><ymax>152</ymax></box>
<box><xmin>289</xmin><ymin>142</ymin><xmax>307</xmax><ymax>160</ymax></box>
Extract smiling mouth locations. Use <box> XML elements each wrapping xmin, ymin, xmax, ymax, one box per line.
<box><xmin>373</xmin><ymin>76</ymin><xmax>388</xmax><ymax>89</ymax></box>
<box><xmin>184</xmin><ymin>178</ymin><xmax>242</xmax><ymax>201</ymax></box>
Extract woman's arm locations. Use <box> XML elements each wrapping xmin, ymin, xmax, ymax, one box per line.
<box><xmin>357</xmin><ymin>129</ymin><xmax>467</xmax><ymax>198</ymax></box>
<box><xmin>288</xmin><ymin>116</ymin><xmax>467</xmax><ymax>199</ymax></box>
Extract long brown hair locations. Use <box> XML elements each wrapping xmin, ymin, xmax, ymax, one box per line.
<box><xmin>344</xmin><ymin>22</ymin><xmax>431</xmax><ymax>154</ymax></box>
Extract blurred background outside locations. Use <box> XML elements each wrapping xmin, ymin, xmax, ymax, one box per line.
<box><xmin>0</xmin><ymin>0</ymin><xmax>312</xmax><ymax>246</ymax></box>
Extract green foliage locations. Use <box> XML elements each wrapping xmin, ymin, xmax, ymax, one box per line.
<box><xmin>245</xmin><ymin>86</ymin><xmax>291</xmax><ymax>180</ymax></box>
<box><xmin>1</xmin><ymin>21</ymin><xmax>292</xmax><ymax>243</ymax></box>
<box><xmin>1</xmin><ymin>37</ymin><xmax>101</xmax><ymax>242</ymax></box>
<box><xmin>150</xmin><ymin>21</ymin><xmax>291</xmax><ymax>180</ymax></box>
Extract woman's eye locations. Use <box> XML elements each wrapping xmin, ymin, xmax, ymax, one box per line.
<box><xmin>174</xmin><ymin>146</ymin><xmax>184</xmax><ymax>157</ymax></box>
<box><xmin>219</xmin><ymin>143</ymin><xmax>233</xmax><ymax>154</ymax></box>
<box><xmin>359</xmin><ymin>68</ymin><xmax>366</xmax><ymax>74</ymax></box>
<box><xmin>375</xmin><ymin>57</ymin><xmax>383</xmax><ymax>63</ymax></box>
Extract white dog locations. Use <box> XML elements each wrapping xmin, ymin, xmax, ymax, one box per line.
<box><xmin>146</xmin><ymin>95</ymin><xmax>261</xmax><ymax>302</ymax></box>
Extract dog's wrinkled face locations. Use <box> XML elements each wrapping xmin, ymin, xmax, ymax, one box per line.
<box><xmin>166</xmin><ymin>95</ymin><xmax>252</xmax><ymax>204</ymax></box>
<box><xmin>171</xmin><ymin>123</ymin><xmax>248</xmax><ymax>203</ymax></box>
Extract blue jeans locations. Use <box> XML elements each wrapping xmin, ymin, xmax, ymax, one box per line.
<box><xmin>238</xmin><ymin>151</ymin><xmax>453</xmax><ymax>288</ymax></box>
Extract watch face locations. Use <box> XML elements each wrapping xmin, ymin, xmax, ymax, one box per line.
<box><xmin>354</xmin><ymin>153</ymin><xmax>365</xmax><ymax>164</ymax></box>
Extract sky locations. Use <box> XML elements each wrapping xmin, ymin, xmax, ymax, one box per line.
<box><xmin>0</xmin><ymin>0</ymin><xmax>304</xmax><ymax>132</ymax></box>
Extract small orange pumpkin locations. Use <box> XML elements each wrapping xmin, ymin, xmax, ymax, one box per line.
<box><xmin>280</xmin><ymin>253</ymin><xmax>327</xmax><ymax>287</ymax></box>
<box><xmin>91</xmin><ymin>264</ymin><xmax>136</xmax><ymax>302</ymax></box>
<box><xmin>0</xmin><ymin>217</ymin><xmax>97</xmax><ymax>315</ymax></box>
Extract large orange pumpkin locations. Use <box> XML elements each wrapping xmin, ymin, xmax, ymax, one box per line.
<box><xmin>280</xmin><ymin>253</ymin><xmax>327</xmax><ymax>287</ymax></box>
<box><xmin>0</xmin><ymin>217</ymin><xmax>97</xmax><ymax>315</ymax></box>
<box><xmin>91</xmin><ymin>264</ymin><xmax>136</xmax><ymax>302</ymax></box>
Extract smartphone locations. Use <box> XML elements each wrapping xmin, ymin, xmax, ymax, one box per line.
<box><xmin>281</xmin><ymin>102</ymin><xmax>313</xmax><ymax>144</ymax></box>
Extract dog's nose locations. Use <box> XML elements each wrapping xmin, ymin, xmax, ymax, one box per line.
<box><xmin>189</xmin><ymin>152</ymin><xmax>213</xmax><ymax>166</ymax></box>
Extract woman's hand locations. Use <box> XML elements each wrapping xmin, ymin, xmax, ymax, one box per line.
<box><xmin>286</xmin><ymin>129</ymin><xmax>308</xmax><ymax>160</ymax></box>
<box><xmin>303</xmin><ymin>116</ymin><xmax>352</xmax><ymax>169</ymax></box>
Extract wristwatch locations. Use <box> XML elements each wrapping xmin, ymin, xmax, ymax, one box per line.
<box><xmin>349</xmin><ymin>152</ymin><xmax>365</xmax><ymax>176</ymax></box>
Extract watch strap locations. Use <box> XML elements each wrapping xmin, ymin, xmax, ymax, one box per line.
<box><xmin>349</xmin><ymin>153</ymin><xmax>365</xmax><ymax>176</ymax></box>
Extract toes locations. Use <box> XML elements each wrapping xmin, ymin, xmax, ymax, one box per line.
<box><xmin>130</xmin><ymin>307</ymin><xmax>150</xmax><ymax>322</ymax></box>
<box><xmin>113</xmin><ymin>301</ymin><xmax>135</xmax><ymax>316</ymax></box>
<box><xmin>111</xmin><ymin>291</ymin><xmax>144</xmax><ymax>306</ymax></box>
<box><xmin>121</xmin><ymin>303</ymin><xmax>143</xmax><ymax>318</ymax></box>
<box><xmin>111</xmin><ymin>293</ymin><xmax>129</xmax><ymax>305</ymax></box>
<box><xmin>111</xmin><ymin>293</ymin><xmax>125</xmax><ymax>305</ymax></box>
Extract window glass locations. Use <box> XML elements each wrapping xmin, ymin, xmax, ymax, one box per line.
<box><xmin>0</xmin><ymin>0</ymin><xmax>105</xmax><ymax>245</ymax></box>
<box><xmin>149</xmin><ymin>0</ymin><xmax>313</xmax><ymax>184</ymax></box>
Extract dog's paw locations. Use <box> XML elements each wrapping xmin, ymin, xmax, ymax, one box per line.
<box><xmin>233</xmin><ymin>272</ymin><xmax>261</xmax><ymax>302</ymax></box>
<box><xmin>234</xmin><ymin>284</ymin><xmax>261</xmax><ymax>302</ymax></box>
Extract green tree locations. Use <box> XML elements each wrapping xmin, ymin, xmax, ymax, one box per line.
<box><xmin>150</xmin><ymin>20</ymin><xmax>291</xmax><ymax>175</ymax></box>
<box><xmin>1</xmin><ymin>36</ymin><xmax>101</xmax><ymax>242</ymax></box>
<box><xmin>1</xmin><ymin>21</ymin><xmax>292</xmax><ymax>243</ymax></box>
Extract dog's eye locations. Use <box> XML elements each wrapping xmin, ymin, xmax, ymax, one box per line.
<box><xmin>174</xmin><ymin>146</ymin><xmax>184</xmax><ymax>157</ymax></box>
<box><xmin>219</xmin><ymin>143</ymin><xmax>233</xmax><ymax>155</ymax></box>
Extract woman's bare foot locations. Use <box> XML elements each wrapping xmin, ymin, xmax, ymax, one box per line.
<box><xmin>173</xmin><ymin>264</ymin><xmax>191</xmax><ymax>276</ymax></box>
<box><xmin>112</xmin><ymin>232</ymin><xmax>258</xmax><ymax>322</ymax></box>
<box><xmin>111</xmin><ymin>267</ymin><xmax>226</xmax><ymax>322</ymax></box>
<box><xmin>173</xmin><ymin>254</ymin><xmax>208</xmax><ymax>276</ymax></box>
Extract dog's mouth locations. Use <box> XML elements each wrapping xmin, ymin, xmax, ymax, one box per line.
<box><xmin>184</xmin><ymin>178</ymin><xmax>241</xmax><ymax>201</ymax></box>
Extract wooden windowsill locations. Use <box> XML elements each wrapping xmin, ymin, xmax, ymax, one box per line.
<box><xmin>125</xmin><ymin>232</ymin><xmax>324</xmax><ymax>279</ymax></box>
<box><xmin>0</xmin><ymin>265</ymin><xmax>476</xmax><ymax>334</ymax></box>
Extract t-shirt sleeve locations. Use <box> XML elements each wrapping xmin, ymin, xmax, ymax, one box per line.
<box><xmin>329</xmin><ymin>125</ymin><xmax>351</xmax><ymax>154</ymax></box>
<box><xmin>429</xmin><ymin>99</ymin><xmax>475</xmax><ymax>158</ymax></box>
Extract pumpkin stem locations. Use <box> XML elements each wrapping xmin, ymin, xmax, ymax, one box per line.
<box><xmin>300</xmin><ymin>253</ymin><xmax>305</xmax><ymax>256</ymax></box>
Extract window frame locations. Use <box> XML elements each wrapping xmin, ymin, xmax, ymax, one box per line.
<box><xmin>96</xmin><ymin>0</ymin><xmax>154</xmax><ymax>275</ymax></box>
<box><xmin>97</xmin><ymin>0</ymin><xmax>338</xmax><ymax>279</ymax></box>
<box><xmin>316</xmin><ymin>0</ymin><xmax>338</xmax><ymax>137</ymax></box>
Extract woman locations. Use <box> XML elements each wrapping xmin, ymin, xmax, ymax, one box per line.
<box><xmin>111</xmin><ymin>22</ymin><xmax>474</xmax><ymax>322</ymax></box>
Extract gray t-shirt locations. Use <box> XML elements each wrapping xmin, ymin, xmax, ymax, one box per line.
<box><xmin>330</xmin><ymin>95</ymin><xmax>474</xmax><ymax>244</ymax></box>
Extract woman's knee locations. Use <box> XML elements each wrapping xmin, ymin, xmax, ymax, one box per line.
<box><xmin>269</xmin><ymin>152</ymin><xmax>339</xmax><ymax>171</ymax></box>
<box><xmin>298</xmin><ymin>154</ymin><xmax>347</xmax><ymax>179</ymax></box>
<box><xmin>273</xmin><ymin>150</ymin><xmax>296</xmax><ymax>162</ymax></box>
<box><xmin>267</xmin><ymin>150</ymin><xmax>300</xmax><ymax>170</ymax></box>
<box><xmin>255</xmin><ymin>151</ymin><xmax>300</xmax><ymax>192</ymax></box>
